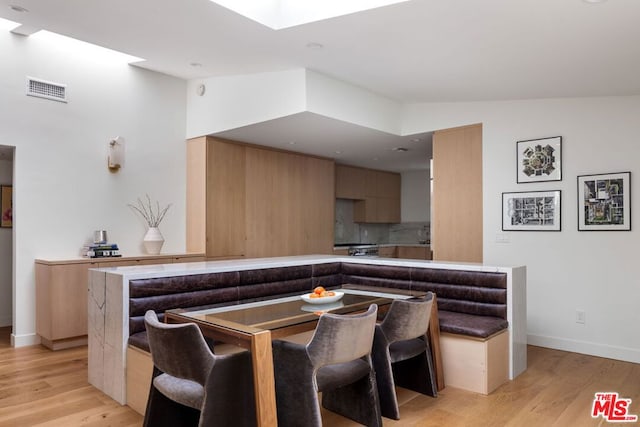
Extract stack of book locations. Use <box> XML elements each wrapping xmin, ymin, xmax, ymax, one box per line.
<box><xmin>82</xmin><ymin>243</ymin><xmax>122</xmax><ymax>258</ymax></box>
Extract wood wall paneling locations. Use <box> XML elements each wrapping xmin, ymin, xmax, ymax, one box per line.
<box><xmin>207</xmin><ymin>139</ymin><xmax>246</xmax><ymax>258</ymax></box>
<box><xmin>190</xmin><ymin>137</ymin><xmax>334</xmax><ymax>259</ymax></box>
<box><xmin>186</xmin><ymin>137</ymin><xmax>207</xmax><ymax>253</ymax></box>
<box><xmin>245</xmin><ymin>147</ymin><xmax>334</xmax><ymax>257</ymax></box>
<box><xmin>432</xmin><ymin>123</ymin><xmax>483</xmax><ymax>262</ymax></box>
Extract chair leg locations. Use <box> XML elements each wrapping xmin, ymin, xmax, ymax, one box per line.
<box><xmin>143</xmin><ymin>368</ymin><xmax>200</xmax><ymax>427</ymax></box>
<box><xmin>392</xmin><ymin>350</ymin><xmax>437</xmax><ymax>398</ymax></box>
<box><xmin>322</xmin><ymin>371</ymin><xmax>383</xmax><ymax>427</ymax></box>
<box><xmin>200</xmin><ymin>352</ymin><xmax>257</xmax><ymax>427</ymax></box>
<box><xmin>272</xmin><ymin>342</ymin><xmax>323</xmax><ymax>427</ymax></box>
<box><xmin>372</xmin><ymin>350</ymin><xmax>401</xmax><ymax>420</ymax></box>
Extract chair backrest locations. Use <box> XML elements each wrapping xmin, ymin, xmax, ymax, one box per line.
<box><xmin>378</xmin><ymin>293</ymin><xmax>434</xmax><ymax>344</ymax></box>
<box><xmin>144</xmin><ymin>310</ymin><xmax>215</xmax><ymax>386</ymax></box>
<box><xmin>306</xmin><ymin>304</ymin><xmax>378</xmax><ymax>368</ymax></box>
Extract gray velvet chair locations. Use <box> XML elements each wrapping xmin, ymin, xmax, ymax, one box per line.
<box><xmin>372</xmin><ymin>293</ymin><xmax>437</xmax><ymax>420</ymax></box>
<box><xmin>143</xmin><ymin>310</ymin><xmax>256</xmax><ymax>427</ymax></box>
<box><xmin>272</xmin><ymin>304</ymin><xmax>382</xmax><ymax>427</ymax></box>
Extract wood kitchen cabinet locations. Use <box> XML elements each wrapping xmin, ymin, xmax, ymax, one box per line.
<box><xmin>397</xmin><ymin>246</ymin><xmax>432</xmax><ymax>260</ymax></box>
<box><xmin>187</xmin><ymin>136</ymin><xmax>335</xmax><ymax>258</ymax></box>
<box><xmin>35</xmin><ymin>254</ymin><xmax>204</xmax><ymax>350</ymax></box>
<box><xmin>377</xmin><ymin>246</ymin><xmax>397</xmax><ymax>258</ymax></box>
<box><xmin>335</xmin><ymin>164</ymin><xmax>401</xmax><ymax>223</ymax></box>
<box><xmin>354</xmin><ymin>170</ymin><xmax>401</xmax><ymax>223</ymax></box>
<box><xmin>335</xmin><ymin>165</ymin><xmax>367</xmax><ymax>199</ymax></box>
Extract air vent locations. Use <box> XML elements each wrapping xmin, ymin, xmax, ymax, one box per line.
<box><xmin>25</xmin><ymin>77</ymin><xmax>67</xmax><ymax>103</ymax></box>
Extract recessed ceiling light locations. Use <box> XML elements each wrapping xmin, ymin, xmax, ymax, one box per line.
<box><xmin>410</xmin><ymin>138</ymin><xmax>421</xmax><ymax>143</ymax></box>
<box><xmin>189</xmin><ymin>62</ymin><xmax>203</xmax><ymax>67</ymax></box>
<box><xmin>334</xmin><ymin>150</ymin><xmax>342</xmax><ymax>154</ymax></box>
<box><xmin>392</xmin><ymin>147</ymin><xmax>409</xmax><ymax>152</ymax></box>
<box><xmin>289</xmin><ymin>141</ymin><xmax>296</xmax><ymax>145</ymax></box>
<box><xmin>306</xmin><ymin>42</ymin><xmax>324</xmax><ymax>50</ymax></box>
<box><xmin>582</xmin><ymin>0</ymin><xmax>607</xmax><ymax>3</ymax></box>
<box><xmin>9</xmin><ymin>5</ymin><xmax>28</xmax><ymax>12</ymax></box>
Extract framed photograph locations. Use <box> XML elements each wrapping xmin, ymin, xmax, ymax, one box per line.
<box><xmin>502</xmin><ymin>190</ymin><xmax>561</xmax><ymax>231</ymax></box>
<box><xmin>577</xmin><ymin>172</ymin><xmax>630</xmax><ymax>231</ymax></box>
<box><xmin>516</xmin><ymin>136</ymin><xmax>562</xmax><ymax>183</ymax></box>
<box><xmin>1</xmin><ymin>185</ymin><xmax>12</xmax><ymax>228</ymax></box>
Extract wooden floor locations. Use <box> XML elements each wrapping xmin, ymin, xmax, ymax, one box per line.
<box><xmin>0</xmin><ymin>326</ymin><xmax>638</xmax><ymax>426</ymax></box>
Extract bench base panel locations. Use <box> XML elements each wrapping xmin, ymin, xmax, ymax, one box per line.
<box><xmin>126</xmin><ymin>346</ymin><xmax>153</xmax><ymax>416</ymax></box>
<box><xmin>440</xmin><ymin>330</ymin><xmax>509</xmax><ymax>395</ymax></box>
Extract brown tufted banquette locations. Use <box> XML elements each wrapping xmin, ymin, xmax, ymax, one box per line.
<box><xmin>127</xmin><ymin>262</ymin><xmax>507</xmax><ymax>352</ymax></box>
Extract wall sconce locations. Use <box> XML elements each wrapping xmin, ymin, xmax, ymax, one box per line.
<box><xmin>108</xmin><ymin>136</ymin><xmax>125</xmax><ymax>172</ymax></box>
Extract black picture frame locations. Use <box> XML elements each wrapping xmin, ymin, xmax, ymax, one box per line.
<box><xmin>577</xmin><ymin>172</ymin><xmax>631</xmax><ymax>231</ymax></box>
<box><xmin>516</xmin><ymin>136</ymin><xmax>562</xmax><ymax>183</ymax></box>
<box><xmin>502</xmin><ymin>190</ymin><xmax>561</xmax><ymax>231</ymax></box>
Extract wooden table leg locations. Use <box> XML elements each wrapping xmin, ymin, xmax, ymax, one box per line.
<box><xmin>428</xmin><ymin>294</ymin><xmax>445</xmax><ymax>391</ymax></box>
<box><xmin>250</xmin><ymin>330</ymin><xmax>278</xmax><ymax>427</ymax></box>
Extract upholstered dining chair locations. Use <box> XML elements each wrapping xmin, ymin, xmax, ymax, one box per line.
<box><xmin>143</xmin><ymin>310</ymin><xmax>256</xmax><ymax>427</ymax></box>
<box><xmin>372</xmin><ymin>293</ymin><xmax>437</xmax><ymax>420</ymax></box>
<box><xmin>272</xmin><ymin>304</ymin><xmax>382</xmax><ymax>427</ymax></box>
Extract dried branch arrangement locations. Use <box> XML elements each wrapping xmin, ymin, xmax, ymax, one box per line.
<box><xmin>128</xmin><ymin>194</ymin><xmax>172</xmax><ymax>228</ymax></box>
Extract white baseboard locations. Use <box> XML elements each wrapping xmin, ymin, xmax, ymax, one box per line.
<box><xmin>527</xmin><ymin>334</ymin><xmax>640</xmax><ymax>364</ymax></box>
<box><xmin>11</xmin><ymin>332</ymin><xmax>40</xmax><ymax>348</ymax></box>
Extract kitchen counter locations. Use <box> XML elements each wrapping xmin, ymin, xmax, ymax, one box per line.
<box><xmin>333</xmin><ymin>243</ymin><xmax>430</xmax><ymax>249</ymax></box>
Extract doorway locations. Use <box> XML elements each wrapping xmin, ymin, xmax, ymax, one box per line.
<box><xmin>0</xmin><ymin>144</ymin><xmax>14</xmax><ymax>346</ymax></box>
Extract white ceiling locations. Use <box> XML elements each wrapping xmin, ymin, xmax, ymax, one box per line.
<box><xmin>2</xmin><ymin>0</ymin><xmax>639</xmax><ymax>171</ymax></box>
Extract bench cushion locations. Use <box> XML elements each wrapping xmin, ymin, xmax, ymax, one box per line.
<box><xmin>438</xmin><ymin>310</ymin><xmax>508</xmax><ymax>338</ymax></box>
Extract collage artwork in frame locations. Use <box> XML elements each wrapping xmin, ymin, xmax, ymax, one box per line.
<box><xmin>577</xmin><ymin>172</ymin><xmax>631</xmax><ymax>231</ymax></box>
<box><xmin>502</xmin><ymin>190</ymin><xmax>561</xmax><ymax>231</ymax></box>
<box><xmin>516</xmin><ymin>136</ymin><xmax>562</xmax><ymax>183</ymax></box>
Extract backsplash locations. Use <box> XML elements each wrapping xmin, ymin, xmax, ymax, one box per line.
<box><xmin>389</xmin><ymin>222</ymin><xmax>430</xmax><ymax>244</ymax></box>
<box><xmin>335</xmin><ymin>199</ymin><xmax>429</xmax><ymax>245</ymax></box>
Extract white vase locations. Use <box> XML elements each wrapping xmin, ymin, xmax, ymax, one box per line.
<box><xmin>143</xmin><ymin>227</ymin><xmax>164</xmax><ymax>255</ymax></box>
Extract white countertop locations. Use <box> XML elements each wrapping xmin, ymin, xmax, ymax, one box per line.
<box><xmin>91</xmin><ymin>254</ymin><xmax>521</xmax><ymax>281</ymax></box>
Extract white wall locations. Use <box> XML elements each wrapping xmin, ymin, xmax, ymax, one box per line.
<box><xmin>305</xmin><ymin>70</ymin><xmax>402</xmax><ymax>135</ymax></box>
<box><xmin>0</xmin><ymin>31</ymin><xmax>187</xmax><ymax>345</ymax></box>
<box><xmin>186</xmin><ymin>68</ymin><xmax>404</xmax><ymax>138</ymax></box>
<box><xmin>186</xmin><ymin>69</ymin><xmax>307</xmax><ymax>138</ymax></box>
<box><xmin>401</xmin><ymin>170</ymin><xmax>430</xmax><ymax>222</ymax></box>
<box><xmin>0</xmin><ymin>158</ymin><xmax>12</xmax><ymax>327</ymax></box>
<box><xmin>404</xmin><ymin>95</ymin><xmax>640</xmax><ymax>363</ymax></box>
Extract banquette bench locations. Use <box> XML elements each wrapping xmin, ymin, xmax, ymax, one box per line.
<box><xmin>123</xmin><ymin>261</ymin><xmax>512</xmax><ymax>414</ymax></box>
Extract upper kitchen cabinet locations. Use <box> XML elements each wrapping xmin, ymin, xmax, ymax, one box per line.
<box><xmin>187</xmin><ymin>137</ymin><xmax>335</xmax><ymax>259</ymax></box>
<box><xmin>335</xmin><ymin>164</ymin><xmax>400</xmax><ymax>223</ymax></box>
<box><xmin>431</xmin><ymin>123</ymin><xmax>482</xmax><ymax>263</ymax></box>
<box><xmin>335</xmin><ymin>165</ymin><xmax>367</xmax><ymax>199</ymax></box>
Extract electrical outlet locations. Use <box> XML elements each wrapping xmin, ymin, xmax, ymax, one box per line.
<box><xmin>576</xmin><ymin>310</ymin><xmax>586</xmax><ymax>324</ymax></box>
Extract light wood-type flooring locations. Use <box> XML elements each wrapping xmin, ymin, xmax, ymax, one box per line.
<box><xmin>0</xmin><ymin>326</ymin><xmax>638</xmax><ymax>426</ymax></box>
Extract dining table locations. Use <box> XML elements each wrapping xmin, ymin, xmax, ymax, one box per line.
<box><xmin>165</xmin><ymin>284</ymin><xmax>443</xmax><ymax>427</ymax></box>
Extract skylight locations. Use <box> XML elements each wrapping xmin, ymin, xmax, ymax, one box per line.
<box><xmin>0</xmin><ymin>17</ymin><xmax>20</xmax><ymax>31</ymax></box>
<box><xmin>211</xmin><ymin>0</ymin><xmax>410</xmax><ymax>29</ymax></box>
<box><xmin>31</xmin><ymin>31</ymin><xmax>144</xmax><ymax>64</ymax></box>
